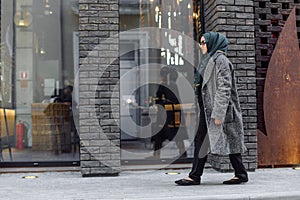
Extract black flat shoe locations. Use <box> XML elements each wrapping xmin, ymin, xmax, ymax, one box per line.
<box><xmin>223</xmin><ymin>177</ymin><xmax>248</xmax><ymax>184</ymax></box>
<box><xmin>175</xmin><ymin>178</ymin><xmax>200</xmax><ymax>186</ymax></box>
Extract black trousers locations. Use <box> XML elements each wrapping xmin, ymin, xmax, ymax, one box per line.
<box><xmin>189</xmin><ymin>99</ymin><xmax>248</xmax><ymax>182</ymax></box>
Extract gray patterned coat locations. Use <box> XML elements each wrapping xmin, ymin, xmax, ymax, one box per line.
<box><xmin>201</xmin><ymin>52</ymin><xmax>247</xmax><ymax>155</ymax></box>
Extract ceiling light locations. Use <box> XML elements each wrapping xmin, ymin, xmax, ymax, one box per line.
<box><xmin>14</xmin><ymin>9</ymin><xmax>33</xmax><ymax>27</ymax></box>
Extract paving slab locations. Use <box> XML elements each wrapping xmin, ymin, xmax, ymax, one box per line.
<box><xmin>0</xmin><ymin>168</ymin><xmax>299</xmax><ymax>199</ymax></box>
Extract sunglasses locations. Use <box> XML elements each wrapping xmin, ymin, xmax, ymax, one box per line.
<box><xmin>200</xmin><ymin>40</ymin><xmax>206</xmax><ymax>45</ymax></box>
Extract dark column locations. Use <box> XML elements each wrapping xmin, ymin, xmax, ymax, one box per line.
<box><xmin>79</xmin><ymin>0</ymin><xmax>120</xmax><ymax>177</ymax></box>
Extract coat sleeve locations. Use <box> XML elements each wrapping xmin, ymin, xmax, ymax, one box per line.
<box><xmin>211</xmin><ymin>55</ymin><xmax>232</xmax><ymax>122</ymax></box>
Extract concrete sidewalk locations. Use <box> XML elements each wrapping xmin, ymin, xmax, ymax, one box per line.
<box><xmin>0</xmin><ymin>167</ymin><xmax>299</xmax><ymax>200</ymax></box>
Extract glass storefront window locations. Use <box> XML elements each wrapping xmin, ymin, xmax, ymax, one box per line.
<box><xmin>120</xmin><ymin>0</ymin><xmax>203</xmax><ymax>163</ymax></box>
<box><xmin>0</xmin><ymin>0</ymin><xmax>79</xmax><ymax>163</ymax></box>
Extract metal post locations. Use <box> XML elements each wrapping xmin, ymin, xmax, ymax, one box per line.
<box><xmin>200</xmin><ymin>0</ymin><xmax>205</xmax><ymax>34</ymax></box>
<box><xmin>3</xmin><ymin>108</ymin><xmax>13</xmax><ymax>161</ymax></box>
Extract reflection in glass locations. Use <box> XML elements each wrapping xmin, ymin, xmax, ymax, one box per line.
<box><xmin>0</xmin><ymin>0</ymin><xmax>79</xmax><ymax>163</ymax></box>
<box><xmin>120</xmin><ymin>0</ymin><xmax>203</xmax><ymax>162</ymax></box>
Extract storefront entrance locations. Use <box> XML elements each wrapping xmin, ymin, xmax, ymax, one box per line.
<box><xmin>0</xmin><ymin>0</ymin><xmax>205</xmax><ymax>167</ymax></box>
<box><xmin>119</xmin><ymin>0</ymin><xmax>204</xmax><ymax>164</ymax></box>
<box><xmin>0</xmin><ymin>0</ymin><xmax>79</xmax><ymax>166</ymax></box>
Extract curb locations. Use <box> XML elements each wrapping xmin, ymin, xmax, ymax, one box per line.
<box><xmin>128</xmin><ymin>192</ymin><xmax>300</xmax><ymax>200</ymax></box>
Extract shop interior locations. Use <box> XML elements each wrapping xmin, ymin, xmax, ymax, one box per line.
<box><xmin>0</xmin><ymin>0</ymin><xmax>204</xmax><ymax>165</ymax></box>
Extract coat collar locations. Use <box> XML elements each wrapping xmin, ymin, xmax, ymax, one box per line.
<box><xmin>202</xmin><ymin>52</ymin><xmax>223</xmax><ymax>88</ymax></box>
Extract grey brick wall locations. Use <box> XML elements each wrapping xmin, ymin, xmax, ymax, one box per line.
<box><xmin>79</xmin><ymin>0</ymin><xmax>120</xmax><ymax>177</ymax></box>
<box><xmin>204</xmin><ymin>0</ymin><xmax>257</xmax><ymax>171</ymax></box>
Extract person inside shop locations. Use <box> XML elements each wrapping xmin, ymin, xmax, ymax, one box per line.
<box><xmin>151</xmin><ymin>67</ymin><xmax>187</xmax><ymax>158</ymax></box>
<box><xmin>61</xmin><ymin>85</ymin><xmax>79</xmax><ymax>154</ymax></box>
<box><xmin>61</xmin><ymin>85</ymin><xmax>73</xmax><ymax>105</ymax></box>
<box><xmin>46</xmin><ymin>85</ymin><xmax>77</xmax><ymax>154</ymax></box>
<box><xmin>175</xmin><ymin>32</ymin><xmax>248</xmax><ymax>185</ymax></box>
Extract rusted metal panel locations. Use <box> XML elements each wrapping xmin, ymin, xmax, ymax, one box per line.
<box><xmin>259</xmin><ymin>7</ymin><xmax>300</xmax><ymax>166</ymax></box>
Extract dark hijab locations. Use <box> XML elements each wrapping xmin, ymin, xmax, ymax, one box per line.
<box><xmin>202</xmin><ymin>32</ymin><xmax>228</xmax><ymax>56</ymax></box>
<box><xmin>194</xmin><ymin>32</ymin><xmax>229</xmax><ymax>91</ymax></box>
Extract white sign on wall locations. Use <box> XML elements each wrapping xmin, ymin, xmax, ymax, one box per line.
<box><xmin>20</xmin><ymin>71</ymin><xmax>28</xmax><ymax>80</ymax></box>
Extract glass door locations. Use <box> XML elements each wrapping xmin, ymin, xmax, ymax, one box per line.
<box><xmin>0</xmin><ymin>0</ymin><xmax>79</xmax><ymax>166</ymax></box>
<box><xmin>120</xmin><ymin>0</ymin><xmax>204</xmax><ymax>164</ymax></box>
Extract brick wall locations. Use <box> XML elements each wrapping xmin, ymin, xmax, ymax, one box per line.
<box><xmin>204</xmin><ymin>0</ymin><xmax>257</xmax><ymax>171</ymax></box>
<box><xmin>79</xmin><ymin>0</ymin><xmax>120</xmax><ymax>177</ymax></box>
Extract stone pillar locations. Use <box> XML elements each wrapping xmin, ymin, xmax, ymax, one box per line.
<box><xmin>79</xmin><ymin>0</ymin><xmax>120</xmax><ymax>177</ymax></box>
<box><xmin>204</xmin><ymin>0</ymin><xmax>257</xmax><ymax>171</ymax></box>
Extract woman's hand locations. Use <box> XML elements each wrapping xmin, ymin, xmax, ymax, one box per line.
<box><xmin>214</xmin><ymin>118</ymin><xmax>222</xmax><ymax>125</ymax></box>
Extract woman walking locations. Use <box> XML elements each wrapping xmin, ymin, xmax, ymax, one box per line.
<box><xmin>175</xmin><ymin>32</ymin><xmax>248</xmax><ymax>185</ymax></box>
